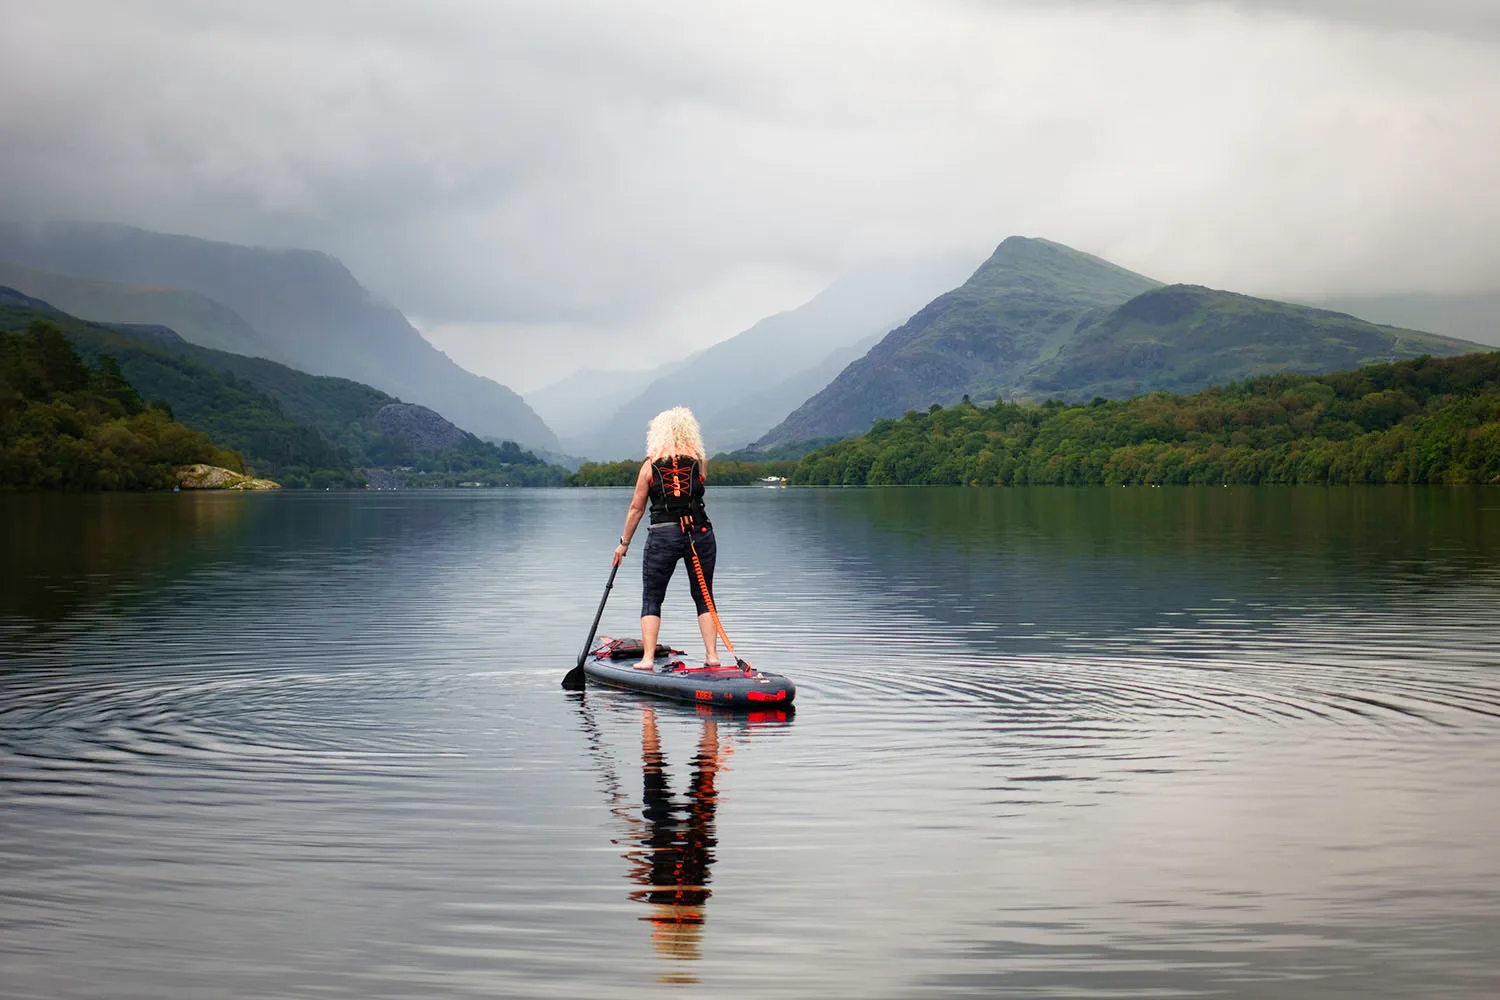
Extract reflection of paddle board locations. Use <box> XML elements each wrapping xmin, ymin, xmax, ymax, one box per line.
<box><xmin>584</xmin><ymin>637</ymin><xmax>796</xmax><ymax>709</ymax></box>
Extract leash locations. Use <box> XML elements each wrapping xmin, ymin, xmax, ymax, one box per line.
<box><xmin>685</xmin><ymin>528</ymin><xmax>749</xmax><ymax>671</ymax></box>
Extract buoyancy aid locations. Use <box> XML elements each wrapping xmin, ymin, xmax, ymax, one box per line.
<box><xmin>648</xmin><ymin>455</ymin><xmax>710</xmax><ymax>528</ymax></box>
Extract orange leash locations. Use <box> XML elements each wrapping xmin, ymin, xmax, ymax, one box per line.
<box><xmin>687</xmin><ymin>537</ymin><xmax>748</xmax><ymax>669</ymax></box>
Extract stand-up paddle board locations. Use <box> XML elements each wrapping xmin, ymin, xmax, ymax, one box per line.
<box><xmin>584</xmin><ymin>637</ymin><xmax>796</xmax><ymax>709</ymax></box>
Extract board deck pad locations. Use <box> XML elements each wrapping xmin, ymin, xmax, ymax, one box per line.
<box><xmin>584</xmin><ymin>636</ymin><xmax>796</xmax><ymax>709</ymax></box>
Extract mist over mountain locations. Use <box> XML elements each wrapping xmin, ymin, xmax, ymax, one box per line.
<box><xmin>0</xmin><ymin>221</ymin><xmax>557</xmax><ymax>450</ymax></box>
<box><xmin>0</xmin><ymin>260</ymin><xmax>273</xmax><ymax>360</ymax></box>
<box><xmin>757</xmin><ymin>238</ymin><xmax>1486</xmax><ymax>448</ymax></box>
<box><xmin>524</xmin><ymin>362</ymin><xmax>689</xmax><ymax>442</ymax></box>
<box><xmin>1312</xmin><ymin>291</ymin><xmax>1500</xmax><ymax>348</ymax></box>
<box><xmin>573</xmin><ymin>253</ymin><xmax>978</xmax><ymax>459</ymax></box>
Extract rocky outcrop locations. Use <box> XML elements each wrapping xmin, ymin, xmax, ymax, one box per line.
<box><xmin>373</xmin><ymin>402</ymin><xmax>469</xmax><ymax>452</ymax></box>
<box><xmin>363</xmin><ymin>468</ymin><xmax>402</xmax><ymax>490</ymax></box>
<box><xmin>176</xmin><ymin>464</ymin><xmax>280</xmax><ymax>490</ymax></box>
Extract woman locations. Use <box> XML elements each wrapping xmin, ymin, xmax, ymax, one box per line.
<box><xmin>612</xmin><ymin>406</ymin><xmax>719</xmax><ymax>670</ymax></box>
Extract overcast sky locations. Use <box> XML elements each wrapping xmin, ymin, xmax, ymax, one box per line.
<box><xmin>1</xmin><ymin>1</ymin><xmax>1497</xmax><ymax>391</ymax></box>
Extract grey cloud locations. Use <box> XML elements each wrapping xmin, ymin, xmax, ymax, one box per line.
<box><xmin>1</xmin><ymin>0</ymin><xmax>1497</xmax><ymax>389</ymax></box>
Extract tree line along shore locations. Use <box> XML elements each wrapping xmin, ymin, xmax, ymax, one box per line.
<box><xmin>576</xmin><ymin>351</ymin><xmax>1500</xmax><ymax>489</ymax></box>
<box><xmin>5</xmin><ymin>315</ymin><xmax>1498</xmax><ymax>491</ymax></box>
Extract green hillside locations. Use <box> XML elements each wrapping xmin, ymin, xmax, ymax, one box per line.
<box><xmin>757</xmin><ymin>237</ymin><xmax>1161</xmax><ymax>447</ymax></box>
<box><xmin>791</xmin><ymin>351</ymin><xmax>1500</xmax><ymax>487</ymax></box>
<box><xmin>0</xmin><ymin>295</ymin><xmax>565</xmax><ymax>487</ymax></box>
<box><xmin>0</xmin><ymin>260</ymin><xmax>274</xmax><ymax>358</ymax></box>
<box><xmin>1023</xmin><ymin>285</ymin><xmax>1483</xmax><ymax>400</ymax></box>
<box><xmin>1</xmin><ymin>318</ymin><xmax>240</xmax><ymax>490</ymax></box>
<box><xmin>757</xmin><ymin>239</ymin><xmax>1487</xmax><ymax>451</ymax></box>
<box><xmin>0</xmin><ymin>222</ymin><xmax>558</xmax><ymax>449</ymax></box>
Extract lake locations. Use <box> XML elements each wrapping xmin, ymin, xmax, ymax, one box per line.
<box><xmin>2</xmin><ymin>487</ymin><xmax>1498</xmax><ymax>998</ymax></box>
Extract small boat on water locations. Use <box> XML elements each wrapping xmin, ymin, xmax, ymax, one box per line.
<box><xmin>582</xmin><ymin>637</ymin><xmax>796</xmax><ymax>709</ymax></box>
<box><xmin>758</xmin><ymin>476</ymin><xmax>785</xmax><ymax>488</ymax></box>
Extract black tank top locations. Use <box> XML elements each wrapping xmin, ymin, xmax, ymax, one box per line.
<box><xmin>647</xmin><ymin>456</ymin><xmax>710</xmax><ymax>527</ymax></box>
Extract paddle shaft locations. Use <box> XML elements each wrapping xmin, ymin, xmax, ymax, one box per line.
<box><xmin>563</xmin><ymin>561</ymin><xmax>619</xmax><ymax>689</ymax></box>
<box><xmin>577</xmin><ymin>561</ymin><xmax>619</xmax><ymax>669</ymax></box>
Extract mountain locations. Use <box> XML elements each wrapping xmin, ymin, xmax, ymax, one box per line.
<box><xmin>0</xmin><ymin>293</ymin><xmax>562</xmax><ymax>487</ymax></box>
<box><xmin>757</xmin><ymin>238</ymin><xmax>1490</xmax><ymax>448</ymax></box>
<box><xmin>525</xmin><ymin>362</ymin><xmax>688</xmax><ymax>442</ymax></box>
<box><xmin>1311</xmin><ymin>291</ymin><xmax>1500</xmax><ymax>348</ymax></box>
<box><xmin>0</xmin><ymin>221</ymin><xmax>557</xmax><ymax>450</ymax></box>
<box><xmin>1022</xmin><ymin>285</ymin><xmax>1484</xmax><ymax>399</ymax></box>
<box><xmin>701</xmin><ymin>331</ymin><xmax>883</xmax><ymax>450</ymax></box>
<box><xmin>0</xmin><ymin>260</ymin><xmax>273</xmax><ymax>359</ymax></box>
<box><xmin>576</xmin><ymin>253</ymin><xmax>978</xmax><ymax>459</ymax></box>
<box><xmin>757</xmin><ymin>237</ymin><xmax>1161</xmax><ymax>447</ymax></box>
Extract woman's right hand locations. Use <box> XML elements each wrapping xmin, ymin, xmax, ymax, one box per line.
<box><xmin>611</xmin><ymin>543</ymin><xmax>628</xmax><ymax>566</ymax></box>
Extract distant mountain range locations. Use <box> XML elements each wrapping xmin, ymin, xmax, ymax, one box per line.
<box><xmin>756</xmin><ymin>237</ymin><xmax>1487</xmax><ymax>448</ymax></box>
<box><xmin>524</xmin><ymin>362</ymin><xmax>691</xmax><ymax>442</ymax></box>
<box><xmin>563</xmin><ymin>254</ymin><xmax>978</xmax><ymax>459</ymax></box>
<box><xmin>0</xmin><ymin>221</ymin><xmax>556</xmax><ymax>450</ymax></box>
<box><xmin>8</xmin><ymin>220</ymin><xmax>1490</xmax><ymax>465</ymax></box>
<box><xmin>0</xmin><ymin>290</ymin><xmax>562</xmax><ymax>487</ymax></box>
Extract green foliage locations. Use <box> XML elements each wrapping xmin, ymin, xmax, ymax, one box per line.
<box><xmin>568</xmin><ymin>460</ymin><xmax>642</xmax><ymax>487</ymax></box>
<box><xmin>1022</xmin><ymin>285</ymin><xmax>1485</xmax><ymax>402</ymax></box>
<box><xmin>0</xmin><ymin>300</ymin><xmax>569</xmax><ymax>489</ymax></box>
<box><xmin>708</xmin><ymin>460</ymin><xmax>799</xmax><ymax>485</ymax></box>
<box><xmin>789</xmin><ymin>352</ymin><xmax>1500</xmax><ymax>487</ymax></box>
<box><xmin>0</xmin><ymin>321</ymin><xmax>241</xmax><ymax>490</ymax></box>
<box><xmin>387</xmin><ymin>437</ymin><xmax>566</xmax><ymax>488</ymax></box>
<box><xmin>715</xmin><ymin>439</ymin><xmax>847</xmax><ymax>462</ymax></box>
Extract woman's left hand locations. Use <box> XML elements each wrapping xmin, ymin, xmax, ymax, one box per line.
<box><xmin>611</xmin><ymin>542</ymin><xmax>628</xmax><ymax>566</ymax></box>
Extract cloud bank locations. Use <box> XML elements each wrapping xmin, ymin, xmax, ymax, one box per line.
<box><xmin>1</xmin><ymin>1</ymin><xmax>1496</xmax><ymax>388</ymax></box>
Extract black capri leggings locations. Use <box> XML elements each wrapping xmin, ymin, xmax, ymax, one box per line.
<box><xmin>640</xmin><ymin>524</ymin><xmax>716</xmax><ymax>618</ymax></box>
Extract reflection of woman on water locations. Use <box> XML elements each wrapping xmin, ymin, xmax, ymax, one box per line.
<box><xmin>623</xmin><ymin>707</ymin><xmax>727</xmax><ymax>967</ymax></box>
<box><xmin>574</xmin><ymin>698</ymin><xmax>789</xmax><ymax>978</ymax></box>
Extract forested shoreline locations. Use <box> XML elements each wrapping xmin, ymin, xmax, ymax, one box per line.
<box><xmin>567</xmin><ymin>352</ymin><xmax>1500</xmax><ymax>488</ymax></box>
<box><xmin>789</xmin><ymin>352</ymin><xmax>1500</xmax><ymax>487</ymax></box>
<box><xmin>1</xmin><ymin>320</ymin><xmax>241</xmax><ymax>490</ymax></box>
<box><xmin>10</xmin><ymin>312</ymin><xmax>1498</xmax><ymax>493</ymax></box>
<box><xmin>1</xmin><ymin>301</ymin><xmax>569</xmax><ymax>490</ymax></box>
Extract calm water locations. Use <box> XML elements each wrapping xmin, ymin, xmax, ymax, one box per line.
<box><xmin>2</xmin><ymin>487</ymin><xmax>1498</xmax><ymax>998</ymax></box>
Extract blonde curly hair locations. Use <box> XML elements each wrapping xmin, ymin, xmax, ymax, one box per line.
<box><xmin>645</xmin><ymin>406</ymin><xmax>707</xmax><ymax>465</ymax></box>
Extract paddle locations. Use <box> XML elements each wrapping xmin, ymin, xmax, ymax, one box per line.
<box><xmin>562</xmin><ymin>561</ymin><xmax>619</xmax><ymax>690</ymax></box>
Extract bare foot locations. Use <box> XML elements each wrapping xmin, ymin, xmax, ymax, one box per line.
<box><xmin>704</xmin><ymin>658</ymin><xmax>721</xmax><ymax>667</ymax></box>
<box><xmin>635</xmin><ymin>659</ymin><xmax>655</xmax><ymax>671</ymax></box>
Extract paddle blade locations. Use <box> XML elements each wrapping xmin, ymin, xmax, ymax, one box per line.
<box><xmin>564</xmin><ymin>561</ymin><xmax>619</xmax><ymax>691</ymax></box>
